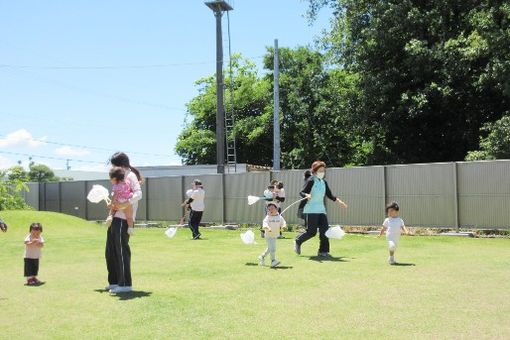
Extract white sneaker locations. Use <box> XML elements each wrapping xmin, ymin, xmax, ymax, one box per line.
<box><xmin>105</xmin><ymin>284</ymin><xmax>118</xmax><ymax>291</ymax></box>
<box><xmin>110</xmin><ymin>286</ymin><xmax>132</xmax><ymax>294</ymax></box>
<box><xmin>258</xmin><ymin>255</ymin><xmax>265</xmax><ymax>266</ymax></box>
<box><xmin>270</xmin><ymin>260</ymin><xmax>281</xmax><ymax>268</ymax></box>
<box><xmin>388</xmin><ymin>256</ymin><xmax>396</xmax><ymax>265</ymax></box>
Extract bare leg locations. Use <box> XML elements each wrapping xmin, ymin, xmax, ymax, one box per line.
<box><xmin>123</xmin><ymin>205</ymin><xmax>134</xmax><ymax>228</ymax></box>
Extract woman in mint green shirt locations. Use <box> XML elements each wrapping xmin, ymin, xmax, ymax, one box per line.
<box><xmin>294</xmin><ymin>161</ymin><xmax>347</xmax><ymax>257</ymax></box>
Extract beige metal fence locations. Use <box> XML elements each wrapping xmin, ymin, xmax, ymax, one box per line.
<box><xmin>21</xmin><ymin>160</ymin><xmax>510</xmax><ymax>228</ymax></box>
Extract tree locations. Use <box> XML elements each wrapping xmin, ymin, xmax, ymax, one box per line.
<box><xmin>176</xmin><ymin>55</ymin><xmax>273</xmax><ymax>166</ymax></box>
<box><xmin>307</xmin><ymin>0</ymin><xmax>510</xmax><ymax>164</ymax></box>
<box><xmin>466</xmin><ymin>115</ymin><xmax>510</xmax><ymax>160</ymax></box>
<box><xmin>176</xmin><ymin>49</ymin><xmax>361</xmax><ymax>168</ymax></box>
<box><xmin>7</xmin><ymin>166</ymin><xmax>29</xmax><ymax>183</ymax></box>
<box><xmin>0</xmin><ymin>169</ymin><xmax>30</xmax><ymax>211</ymax></box>
<box><xmin>28</xmin><ymin>164</ymin><xmax>59</xmax><ymax>182</ymax></box>
<box><xmin>263</xmin><ymin>47</ymin><xmax>360</xmax><ymax>168</ymax></box>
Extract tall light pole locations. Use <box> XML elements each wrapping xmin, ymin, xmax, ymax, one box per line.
<box><xmin>273</xmin><ymin>39</ymin><xmax>281</xmax><ymax>170</ymax></box>
<box><xmin>205</xmin><ymin>1</ymin><xmax>233</xmax><ymax>174</ymax></box>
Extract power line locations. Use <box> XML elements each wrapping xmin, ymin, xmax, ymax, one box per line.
<box><xmin>0</xmin><ymin>56</ymin><xmax>264</xmax><ymax>70</ymax></box>
<box><xmin>0</xmin><ymin>133</ymin><xmax>172</xmax><ymax>158</ymax></box>
<box><xmin>0</xmin><ymin>150</ymin><xmax>105</xmax><ymax>165</ymax></box>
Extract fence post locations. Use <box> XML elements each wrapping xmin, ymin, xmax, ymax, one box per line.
<box><xmin>84</xmin><ymin>181</ymin><xmax>89</xmax><ymax>220</ymax></box>
<box><xmin>452</xmin><ymin>162</ymin><xmax>459</xmax><ymax>232</ymax></box>
<box><xmin>145</xmin><ymin>178</ymin><xmax>150</xmax><ymax>221</ymax></box>
<box><xmin>181</xmin><ymin>176</ymin><xmax>186</xmax><ymax>223</ymax></box>
<box><xmin>382</xmin><ymin>165</ymin><xmax>387</xmax><ymax>208</ymax></box>
<box><xmin>221</xmin><ymin>173</ymin><xmax>226</xmax><ymax>224</ymax></box>
<box><xmin>58</xmin><ymin>182</ymin><xmax>62</xmax><ymax>213</ymax></box>
<box><xmin>42</xmin><ymin>183</ymin><xmax>46</xmax><ymax>211</ymax></box>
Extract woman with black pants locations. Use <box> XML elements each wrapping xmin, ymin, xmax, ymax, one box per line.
<box><xmin>105</xmin><ymin>152</ymin><xmax>143</xmax><ymax>294</ymax></box>
<box><xmin>294</xmin><ymin>161</ymin><xmax>347</xmax><ymax>257</ymax></box>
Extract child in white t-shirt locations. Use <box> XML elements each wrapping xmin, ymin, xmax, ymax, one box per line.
<box><xmin>379</xmin><ymin>202</ymin><xmax>409</xmax><ymax>265</ymax></box>
<box><xmin>258</xmin><ymin>203</ymin><xmax>286</xmax><ymax>268</ymax></box>
<box><xmin>24</xmin><ymin>222</ymin><xmax>44</xmax><ymax>285</ymax></box>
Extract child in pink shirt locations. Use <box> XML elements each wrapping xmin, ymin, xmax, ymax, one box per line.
<box><xmin>108</xmin><ymin>167</ymin><xmax>134</xmax><ymax>229</ymax></box>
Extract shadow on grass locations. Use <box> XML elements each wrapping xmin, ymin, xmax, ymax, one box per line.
<box><xmin>24</xmin><ymin>281</ymin><xmax>46</xmax><ymax>287</ymax></box>
<box><xmin>270</xmin><ymin>266</ymin><xmax>293</xmax><ymax>270</ymax></box>
<box><xmin>393</xmin><ymin>262</ymin><xmax>416</xmax><ymax>266</ymax></box>
<box><xmin>93</xmin><ymin>288</ymin><xmax>152</xmax><ymax>301</ymax></box>
<box><xmin>308</xmin><ymin>256</ymin><xmax>350</xmax><ymax>263</ymax></box>
<box><xmin>244</xmin><ymin>262</ymin><xmax>293</xmax><ymax>270</ymax></box>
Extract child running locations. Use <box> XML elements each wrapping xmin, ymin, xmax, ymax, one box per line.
<box><xmin>258</xmin><ymin>202</ymin><xmax>286</xmax><ymax>268</ymax></box>
<box><xmin>24</xmin><ymin>222</ymin><xmax>44</xmax><ymax>286</ymax></box>
<box><xmin>107</xmin><ymin>167</ymin><xmax>134</xmax><ymax>230</ymax></box>
<box><xmin>379</xmin><ymin>202</ymin><xmax>409</xmax><ymax>265</ymax></box>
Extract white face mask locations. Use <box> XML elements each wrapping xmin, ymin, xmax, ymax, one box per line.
<box><xmin>316</xmin><ymin>172</ymin><xmax>325</xmax><ymax>179</ymax></box>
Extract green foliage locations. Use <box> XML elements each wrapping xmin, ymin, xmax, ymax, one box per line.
<box><xmin>308</xmin><ymin>0</ymin><xmax>510</xmax><ymax>164</ymax></box>
<box><xmin>466</xmin><ymin>115</ymin><xmax>510</xmax><ymax>160</ymax></box>
<box><xmin>0</xmin><ymin>167</ymin><xmax>30</xmax><ymax>210</ymax></box>
<box><xmin>176</xmin><ymin>50</ymin><xmax>361</xmax><ymax>168</ymax></box>
<box><xmin>7</xmin><ymin>165</ymin><xmax>29</xmax><ymax>182</ymax></box>
<box><xmin>28</xmin><ymin>163</ymin><xmax>59</xmax><ymax>182</ymax></box>
<box><xmin>178</xmin><ymin>1</ymin><xmax>510</xmax><ymax>167</ymax></box>
<box><xmin>176</xmin><ymin>55</ymin><xmax>273</xmax><ymax>165</ymax></box>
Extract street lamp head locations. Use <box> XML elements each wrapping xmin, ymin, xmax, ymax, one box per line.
<box><xmin>205</xmin><ymin>0</ymin><xmax>233</xmax><ymax>12</ymax></box>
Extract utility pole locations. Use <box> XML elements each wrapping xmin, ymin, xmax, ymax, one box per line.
<box><xmin>273</xmin><ymin>39</ymin><xmax>281</xmax><ymax>170</ymax></box>
<box><xmin>205</xmin><ymin>1</ymin><xmax>233</xmax><ymax>174</ymax></box>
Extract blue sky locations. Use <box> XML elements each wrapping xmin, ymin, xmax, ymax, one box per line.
<box><xmin>0</xmin><ymin>0</ymin><xmax>330</xmax><ymax>171</ymax></box>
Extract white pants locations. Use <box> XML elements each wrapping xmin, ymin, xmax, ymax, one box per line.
<box><xmin>261</xmin><ymin>237</ymin><xmax>277</xmax><ymax>261</ymax></box>
<box><xmin>386</xmin><ymin>233</ymin><xmax>400</xmax><ymax>251</ymax></box>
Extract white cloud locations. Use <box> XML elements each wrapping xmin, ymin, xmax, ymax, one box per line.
<box><xmin>0</xmin><ymin>156</ymin><xmax>15</xmax><ymax>170</ymax></box>
<box><xmin>73</xmin><ymin>164</ymin><xmax>109</xmax><ymax>172</ymax></box>
<box><xmin>54</xmin><ymin>146</ymin><xmax>90</xmax><ymax>157</ymax></box>
<box><xmin>0</xmin><ymin>129</ymin><xmax>46</xmax><ymax>148</ymax></box>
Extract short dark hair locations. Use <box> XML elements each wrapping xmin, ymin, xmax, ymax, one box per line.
<box><xmin>277</xmin><ymin>182</ymin><xmax>284</xmax><ymax>189</ymax></box>
<box><xmin>29</xmin><ymin>222</ymin><xmax>43</xmax><ymax>232</ymax></box>
<box><xmin>386</xmin><ymin>201</ymin><xmax>400</xmax><ymax>214</ymax></box>
<box><xmin>109</xmin><ymin>166</ymin><xmax>126</xmax><ymax>182</ymax></box>
<box><xmin>267</xmin><ymin>202</ymin><xmax>278</xmax><ymax>209</ymax></box>
<box><xmin>304</xmin><ymin>170</ymin><xmax>312</xmax><ymax>180</ymax></box>
<box><xmin>193</xmin><ymin>179</ymin><xmax>202</xmax><ymax>186</ymax></box>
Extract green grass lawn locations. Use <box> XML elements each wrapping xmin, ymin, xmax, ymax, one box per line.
<box><xmin>1</xmin><ymin>211</ymin><xmax>509</xmax><ymax>339</ymax></box>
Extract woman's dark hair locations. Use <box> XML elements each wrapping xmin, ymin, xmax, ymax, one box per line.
<box><xmin>109</xmin><ymin>166</ymin><xmax>126</xmax><ymax>182</ymax></box>
<box><xmin>29</xmin><ymin>222</ymin><xmax>43</xmax><ymax>232</ymax></box>
<box><xmin>277</xmin><ymin>182</ymin><xmax>284</xmax><ymax>189</ymax></box>
<box><xmin>109</xmin><ymin>152</ymin><xmax>143</xmax><ymax>182</ymax></box>
<box><xmin>385</xmin><ymin>201</ymin><xmax>400</xmax><ymax>214</ymax></box>
<box><xmin>304</xmin><ymin>170</ymin><xmax>312</xmax><ymax>181</ymax></box>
